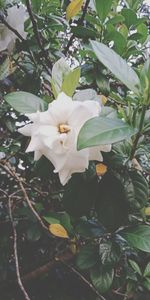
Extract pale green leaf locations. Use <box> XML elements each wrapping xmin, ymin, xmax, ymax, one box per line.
<box><xmin>90</xmin><ymin>41</ymin><xmax>141</xmax><ymax>94</ymax></box>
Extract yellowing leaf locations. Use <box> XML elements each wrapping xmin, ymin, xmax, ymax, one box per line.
<box><xmin>66</xmin><ymin>0</ymin><xmax>84</xmax><ymax>20</ymax></box>
<box><xmin>49</xmin><ymin>224</ymin><xmax>69</xmax><ymax>238</ymax></box>
<box><xmin>145</xmin><ymin>207</ymin><xmax>150</xmax><ymax>216</ymax></box>
<box><xmin>101</xmin><ymin>95</ymin><xmax>108</xmax><ymax>105</ymax></box>
<box><xmin>96</xmin><ymin>163</ymin><xmax>107</xmax><ymax>176</ymax></box>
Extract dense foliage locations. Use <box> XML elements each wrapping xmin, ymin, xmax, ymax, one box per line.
<box><xmin>0</xmin><ymin>0</ymin><xmax>150</xmax><ymax>299</ymax></box>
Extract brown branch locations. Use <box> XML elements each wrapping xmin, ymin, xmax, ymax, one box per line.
<box><xmin>0</xmin><ymin>14</ymin><xmax>25</xmax><ymax>42</ymax></box>
<box><xmin>61</xmin><ymin>261</ymin><xmax>107</xmax><ymax>300</ymax></box>
<box><xmin>0</xmin><ymin>161</ymin><xmax>49</xmax><ymax>232</ymax></box>
<box><xmin>22</xmin><ymin>251</ymin><xmax>73</xmax><ymax>283</ymax></box>
<box><xmin>64</xmin><ymin>0</ymin><xmax>91</xmax><ymax>55</ymax></box>
<box><xmin>25</xmin><ymin>0</ymin><xmax>52</xmax><ymax>72</ymax></box>
<box><xmin>8</xmin><ymin>196</ymin><xmax>31</xmax><ymax>300</ymax></box>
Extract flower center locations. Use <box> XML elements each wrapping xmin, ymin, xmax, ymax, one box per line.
<box><xmin>58</xmin><ymin>124</ymin><xmax>71</xmax><ymax>134</ymax></box>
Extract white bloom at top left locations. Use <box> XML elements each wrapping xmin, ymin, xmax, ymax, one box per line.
<box><xmin>18</xmin><ymin>92</ymin><xmax>111</xmax><ymax>186</ymax></box>
<box><xmin>0</xmin><ymin>5</ymin><xmax>28</xmax><ymax>52</ymax></box>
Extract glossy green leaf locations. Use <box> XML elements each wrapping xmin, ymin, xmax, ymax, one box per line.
<box><xmin>4</xmin><ymin>91</ymin><xmax>47</xmax><ymax>113</ymax></box>
<box><xmin>129</xmin><ymin>260</ymin><xmax>142</xmax><ymax>276</ymax></box>
<box><xmin>144</xmin><ymin>262</ymin><xmax>150</xmax><ymax>278</ymax></box>
<box><xmin>76</xmin><ymin>244</ymin><xmax>98</xmax><ymax>270</ymax></box>
<box><xmin>71</xmin><ymin>26</ymin><xmax>97</xmax><ymax>38</ymax></box>
<box><xmin>91</xmin><ymin>41</ymin><xmax>140</xmax><ymax>94</ymax></box>
<box><xmin>95</xmin><ymin>0</ymin><xmax>113</xmax><ymax>22</ymax></box>
<box><xmin>123</xmin><ymin>171</ymin><xmax>149</xmax><ymax>210</ymax></box>
<box><xmin>77</xmin><ymin>116</ymin><xmax>137</xmax><ymax>150</ymax></box>
<box><xmin>90</xmin><ymin>265</ymin><xmax>114</xmax><ymax>293</ymax></box>
<box><xmin>120</xmin><ymin>225</ymin><xmax>150</xmax><ymax>252</ymax></box>
<box><xmin>143</xmin><ymin>278</ymin><xmax>150</xmax><ymax>291</ymax></box>
<box><xmin>61</xmin><ymin>67</ymin><xmax>80</xmax><ymax>96</ymax></box>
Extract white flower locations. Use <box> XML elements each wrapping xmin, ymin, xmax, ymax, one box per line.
<box><xmin>18</xmin><ymin>92</ymin><xmax>111</xmax><ymax>185</ymax></box>
<box><xmin>0</xmin><ymin>5</ymin><xmax>28</xmax><ymax>52</ymax></box>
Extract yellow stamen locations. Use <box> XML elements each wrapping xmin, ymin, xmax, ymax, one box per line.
<box><xmin>59</xmin><ymin>124</ymin><xmax>71</xmax><ymax>134</ymax></box>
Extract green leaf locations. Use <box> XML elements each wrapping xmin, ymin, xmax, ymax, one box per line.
<box><xmin>121</xmin><ymin>8</ymin><xmax>137</xmax><ymax>28</ymax></box>
<box><xmin>99</xmin><ymin>241</ymin><xmax>120</xmax><ymax>266</ymax></box>
<box><xmin>77</xmin><ymin>116</ymin><xmax>136</xmax><ymax>150</ymax></box>
<box><xmin>144</xmin><ymin>262</ymin><xmax>150</xmax><ymax>277</ymax></box>
<box><xmin>96</xmin><ymin>73</ymin><xmax>110</xmax><ymax>96</ymax></box>
<box><xmin>95</xmin><ymin>172</ymin><xmax>128</xmax><ymax>231</ymax></box>
<box><xmin>76</xmin><ymin>220</ymin><xmax>105</xmax><ymax>238</ymax></box>
<box><xmin>90</xmin><ymin>41</ymin><xmax>140</xmax><ymax>94</ymax></box>
<box><xmin>4</xmin><ymin>91</ymin><xmax>47</xmax><ymax>113</ymax></box>
<box><xmin>120</xmin><ymin>225</ymin><xmax>150</xmax><ymax>252</ymax></box>
<box><xmin>44</xmin><ymin>212</ymin><xmax>73</xmax><ymax>233</ymax></box>
<box><xmin>90</xmin><ymin>265</ymin><xmax>114</xmax><ymax>293</ymax></box>
<box><xmin>76</xmin><ymin>244</ymin><xmax>98</xmax><ymax>270</ymax></box>
<box><xmin>63</xmin><ymin>174</ymin><xmax>98</xmax><ymax>218</ymax></box>
<box><xmin>123</xmin><ymin>171</ymin><xmax>149</xmax><ymax>210</ymax></box>
<box><xmin>26</xmin><ymin>224</ymin><xmax>41</xmax><ymax>241</ymax></box>
<box><xmin>61</xmin><ymin>67</ymin><xmax>80</xmax><ymax>97</ymax></box>
<box><xmin>60</xmin><ymin>213</ymin><xmax>73</xmax><ymax>233</ymax></box>
<box><xmin>94</xmin><ymin>0</ymin><xmax>113</xmax><ymax>23</ymax></box>
<box><xmin>143</xmin><ymin>278</ymin><xmax>150</xmax><ymax>291</ymax></box>
<box><xmin>106</xmin><ymin>29</ymin><xmax>127</xmax><ymax>55</ymax></box>
<box><xmin>129</xmin><ymin>260</ymin><xmax>142</xmax><ymax>276</ymax></box>
<box><xmin>71</xmin><ymin>26</ymin><xmax>98</xmax><ymax>38</ymax></box>
<box><xmin>43</xmin><ymin>216</ymin><xmax>60</xmax><ymax>224</ymax></box>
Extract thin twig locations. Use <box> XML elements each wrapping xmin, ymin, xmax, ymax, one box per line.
<box><xmin>8</xmin><ymin>197</ymin><xmax>31</xmax><ymax>300</ymax></box>
<box><xmin>61</xmin><ymin>261</ymin><xmax>106</xmax><ymax>300</ymax></box>
<box><xmin>0</xmin><ymin>14</ymin><xmax>25</xmax><ymax>42</ymax></box>
<box><xmin>25</xmin><ymin>0</ymin><xmax>52</xmax><ymax>72</ymax></box>
<box><xmin>64</xmin><ymin>0</ymin><xmax>90</xmax><ymax>55</ymax></box>
<box><xmin>0</xmin><ymin>161</ymin><xmax>48</xmax><ymax>232</ymax></box>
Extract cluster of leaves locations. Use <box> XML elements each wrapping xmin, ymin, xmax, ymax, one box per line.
<box><xmin>0</xmin><ymin>0</ymin><xmax>150</xmax><ymax>299</ymax></box>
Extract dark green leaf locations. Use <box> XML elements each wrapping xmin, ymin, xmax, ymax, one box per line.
<box><xmin>99</xmin><ymin>241</ymin><xmax>120</xmax><ymax>266</ymax></box>
<box><xmin>144</xmin><ymin>262</ymin><xmax>150</xmax><ymax>277</ymax></box>
<box><xmin>123</xmin><ymin>171</ymin><xmax>149</xmax><ymax>210</ymax></box>
<box><xmin>76</xmin><ymin>219</ymin><xmax>105</xmax><ymax>238</ymax></box>
<box><xmin>71</xmin><ymin>26</ymin><xmax>97</xmax><ymax>38</ymax></box>
<box><xmin>63</xmin><ymin>174</ymin><xmax>98</xmax><ymax>217</ymax></box>
<box><xmin>95</xmin><ymin>172</ymin><xmax>128</xmax><ymax>231</ymax></box>
<box><xmin>90</xmin><ymin>264</ymin><xmax>114</xmax><ymax>293</ymax></box>
<box><xmin>76</xmin><ymin>244</ymin><xmax>98</xmax><ymax>270</ymax></box>
<box><xmin>129</xmin><ymin>260</ymin><xmax>142</xmax><ymax>276</ymax></box>
<box><xmin>143</xmin><ymin>278</ymin><xmax>150</xmax><ymax>291</ymax></box>
<box><xmin>120</xmin><ymin>225</ymin><xmax>150</xmax><ymax>252</ymax></box>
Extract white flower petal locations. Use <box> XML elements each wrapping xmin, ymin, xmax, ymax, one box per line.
<box><xmin>18</xmin><ymin>124</ymin><xmax>33</xmax><ymax>136</ymax></box>
<box><xmin>34</xmin><ymin>151</ymin><xmax>42</xmax><ymax>161</ymax></box>
<box><xmin>26</xmin><ymin>136</ymin><xmax>42</xmax><ymax>152</ymax></box>
<box><xmin>57</xmin><ymin>169</ymin><xmax>72</xmax><ymax>186</ymax></box>
<box><xmin>18</xmin><ymin>91</ymin><xmax>111</xmax><ymax>186</ymax></box>
<box><xmin>89</xmin><ymin>147</ymin><xmax>103</xmax><ymax>161</ymax></box>
<box><xmin>43</xmin><ymin>148</ymin><xmax>67</xmax><ymax>171</ymax></box>
<box><xmin>69</xmin><ymin>101</ymin><xmax>100</xmax><ymax>130</ymax></box>
<box><xmin>48</xmin><ymin>92</ymin><xmax>73</xmax><ymax>125</ymax></box>
<box><xmin>99</xmin><ymin>144</ymin><xmax>112</xmax><ymax>152</ymax></box>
